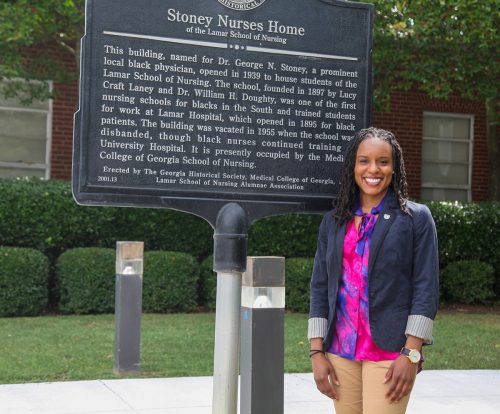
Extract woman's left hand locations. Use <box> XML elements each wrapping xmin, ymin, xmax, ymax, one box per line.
<box><xmin>384</xmin><ymin>355</ymin><xmax>418</xmax><ymax>402</ymax></box>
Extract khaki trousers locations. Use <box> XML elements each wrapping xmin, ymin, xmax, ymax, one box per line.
<box><xmin>327</xmin><ymin>353</ymin><xmax>411</xmax><ymax>414</ymax></box>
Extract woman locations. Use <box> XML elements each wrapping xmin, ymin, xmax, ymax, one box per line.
<box><xmin>308</xmin><ymin>127</ymin><xmax>439</xmax><ymax>413</ymax></box>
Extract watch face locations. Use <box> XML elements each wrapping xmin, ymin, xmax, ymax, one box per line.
<box><xmin>408</xmin><ymin>350</ymin><xmax>421</xmax><ymax>363</ymax></box>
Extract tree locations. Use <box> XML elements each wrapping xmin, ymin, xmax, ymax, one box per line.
<box><xmin>0</xmin><ymin>0</ymin><xmax>498</xmax><ymax>197</ymax></box>
<box><xmin>365</xmin><ymin>0</ymin><xmax>499</xmax><ymax>199</ymax></box>
<box><xmin>0</xmin><ymin>0</ymin><xmax>83</xmax><ymax>103</ymax></box>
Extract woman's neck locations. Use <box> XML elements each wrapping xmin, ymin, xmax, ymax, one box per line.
<box><xmin>359</xmin><ymin>190</ymin><xmax>388</xmax><ymax>213</ymax></box>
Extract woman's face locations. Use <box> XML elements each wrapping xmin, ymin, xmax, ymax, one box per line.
<box><xmin>354</xmin><ymin>137</ymin><xmax>394</xmax><ymax>205</ymax></box>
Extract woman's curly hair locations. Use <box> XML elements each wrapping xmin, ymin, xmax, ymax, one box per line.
<box><xmin>333</xmin><ymin>127</ymin><xmax>410</xmax><ymax>224</ymax></box>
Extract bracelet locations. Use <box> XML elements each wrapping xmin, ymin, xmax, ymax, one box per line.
<box><xmin>309</xmin><ymin>349</ymin><xmax>325</xmax><ymax>358</ymax></box>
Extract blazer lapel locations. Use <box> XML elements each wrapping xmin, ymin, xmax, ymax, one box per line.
<box><xmin>333</xmin><ymin>220</ymin><xmax>346</xmax><ymax>278</ymax></box>
<box><xmin>368</xmin><ymin>193</ymin><xmax>398</xmax><ymax>274</ymax></box>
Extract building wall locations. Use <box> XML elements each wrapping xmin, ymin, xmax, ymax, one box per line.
<box><xmin>373</xmin><ymin>91</ymin><xmax>489</xmax><ymax>201</ymax></box>
<box><xmin>51</xmin><ymin>81</ymin><xmax>78</xmax><ymax>180</ymax></box>
<box><xmin>49</xmin><ymin>85</ymin><xmax>490</xmax><ymax>201</ymax></box>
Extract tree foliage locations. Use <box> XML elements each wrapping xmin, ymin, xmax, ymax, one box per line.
<box><xmin>0</xmin><ymin>0</ymin><xmax>497</xmax><ymax>104</ymax></box>
<box><xmin>0</xmin><ymin>0</ymin><xmax>498</xmax><ymax>195</ymax></box>
<box><xmin>365</xmin><ymin>0</ymin><xmax>499</xmax><ymax>108</ymax></box>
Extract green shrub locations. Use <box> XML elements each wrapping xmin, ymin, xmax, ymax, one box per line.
<box><xmin>441</xmin><ymin>260</ymin><xmax>495</xmax><ymax>304</ymax></box>
<box><xmin>0</xmin><ymin>178</ymin><xmax>213</xmax><ymax>261</ymax></box>
<box><xmin>428</xmin><ymin>202</ymin><xmax>500</xmax><ymax>274</ymax></box>
<box><xmin>0</xmin><ymin>247</ymin><xmax>49</xmax><ymax>316</ymax></box>
<box><xmin>0</xmin><ymin>178</ymin><xmax>116</xmax><ymax>260</ymax></box>
<box><xmin>143</xmin><ymin>251</ymin><xmax>199</xmax><ymax>313</ymax></box>
<box><xmin>57</xmin><ymin>248</ymin><xmax>115</xmax><ymax>314</ymax></box>
<box><xmin>285</xmin><ymin>258</ymin><xmax>314</xmax><ymax>313</ymax></box>
<box><xmin>199</xmin><ymin>255</ymin><xmax>216</xmax><ymax>310</ymax></box>
<box><xmin>110</xmin><ymin>209</ymin><xmax>213</xmax><ymax>259</ymax></box>
<box><xmin>249</xmin><ymin>214</ymin><xmax>322</xmax><ymax>258</ymax></box>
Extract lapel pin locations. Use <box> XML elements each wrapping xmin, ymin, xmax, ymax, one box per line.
<box><xmin>384</xmin><ymin>214</ymin><xmax>390</xmax><ymax>219</ymax></box>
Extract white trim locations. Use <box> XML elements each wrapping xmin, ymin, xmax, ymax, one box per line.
<box><xmin>0</xmin><ymin>106</ymin><xmax>49</xmax><ymax>114</ymax></box>
<box><xmin>422</xmin><ymin>136</ymin><xmax>470</xmax><ymax>143</ymax></box>
<box><xmin>45</xmin><ymin>81</ymin><xmax>53</xmax><ymax>179</ymax></box>
<box><xmin>421</xmin><ymin>112</ymin><xmax>474</xmax><ymax>202</ymax></box>
<box><xmin>423</xmin><ymin>160</ymin><xmax>469</xmax><ymax>166</ymax></box>
<box><xmin>423</xmin><ymin>111</ymin><xmax>474</xmax><ymax>119</ymax></box>
<box><xmin>421</xmin><ymin>183</ymin><xmax>470</xmax><ymax>190</ymax></box>
<box><xmin>0</xmin><ymin>80</ymin><xmax>53</xmax><ymax>179</ymax></box>
<box><xmin>0</xmin><ymin>161</ymin><xmax>47</xmax><ymax>170</ymax></box>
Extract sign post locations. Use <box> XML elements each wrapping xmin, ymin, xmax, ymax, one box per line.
<box><xmin>73</xmin><ymin>1</ymin><xmax>374</xmax><ymax>412</ymax></box>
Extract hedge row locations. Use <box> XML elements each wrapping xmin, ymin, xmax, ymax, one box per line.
<box><xmin>0</xmin><ymin>247</ymin><xmax>497</xmax><ymax>317</ymax></box>
<box><xmin>0</xmin><ymin>178</ymin><xmax>213</xmax><ymax>260</ymax></box>
<box><xmin>0</xmin><ymin>247</ymin><xmax>48</xmax><ymax>316</ymax></box>
<box><xmin>1</xmin><ymin>179</ymin><xmax>498</xmax><ymax>277</ymax></box>
<box><xmin>57</xmin><ymin>248</ymin><xmax>199</xmax><ymax>314</ymax></box>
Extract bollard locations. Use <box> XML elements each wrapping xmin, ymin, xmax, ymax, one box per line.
<box><xmin>240</xmin><ymin>256</ymin><xmax>285</xmax><ymax>414</ymax></box>
<box><xmin>114</xmin><ymin>241</ymin><xmax>144</xmax><ymax>374</ymax></box>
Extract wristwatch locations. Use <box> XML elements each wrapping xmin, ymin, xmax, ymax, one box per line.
<box><xmin>400</xmin><ymin>347</ymin><xmax>421</xmax><ymax>363</ymax></box>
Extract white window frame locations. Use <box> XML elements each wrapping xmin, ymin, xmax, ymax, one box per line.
<box><xmin>421</xmin><ymin>111</ymin><xmax>474</xmax><ymax>202</ymax></box>
<box><xmin>0</xmin><ymin>81</ymin><xmax>53</xmax><ymax>179</ymax></box>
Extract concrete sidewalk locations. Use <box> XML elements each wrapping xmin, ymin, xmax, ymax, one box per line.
<box><xmin>1</xmin><ymin>370</ymin><xmax>499</xmax><ymax>414</ymax></box>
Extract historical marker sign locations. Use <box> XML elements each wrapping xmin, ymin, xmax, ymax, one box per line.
<box><xmin>73</xmin><ymin>0</ymin><xmax>374</xmax><ymax>224</ymax></box>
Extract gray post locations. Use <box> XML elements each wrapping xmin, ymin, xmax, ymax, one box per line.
<box><xmin>240</xmin><ymin>256</ymin><xmax>286</xmax><ymax>414</ymax></box>
<box><xmin>114</xmin><ymin>241</ymin><xmax>144</xmax><ymax>374</ymax></box>
<box><xmin>212</xmin><ymin>203</ymin><xmax>248</xmax><ymax>414</ymax></box>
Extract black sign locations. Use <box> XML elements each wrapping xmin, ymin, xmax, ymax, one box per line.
<box><xmin>73</xmin><ymin>0</ymin><xmax>373</xmax><ymax>224</ymax></box>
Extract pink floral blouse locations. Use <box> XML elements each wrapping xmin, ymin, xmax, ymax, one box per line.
<box><xmin>327</xmin><ymin>218</ymin><xmax>400</xmax><ymax>361</ymax></box>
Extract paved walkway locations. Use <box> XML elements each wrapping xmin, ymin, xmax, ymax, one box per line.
<box><xmin>1</xmin><ymin>370</ymin><xmax>499</xmax><ymax>414</ymax></box>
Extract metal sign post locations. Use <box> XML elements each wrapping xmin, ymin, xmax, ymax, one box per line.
<box><xmin>212</xmin><ymin>203</ymin><xmax>248</xmax><ymax>414</ymax></box>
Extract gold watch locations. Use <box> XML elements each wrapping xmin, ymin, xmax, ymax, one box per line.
<box><xmin>400</xmin><ymin>347</ymin><xmax>421</xmax><ymax>363</ymax></box>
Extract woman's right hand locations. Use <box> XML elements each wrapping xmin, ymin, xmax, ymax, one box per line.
<box><xmin>311</xmin><ymin>353</ymin><xmax>340</xmax><ymax>400</ymax></box>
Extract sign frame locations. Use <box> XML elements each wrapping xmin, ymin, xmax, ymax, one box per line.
<box><xmin>73</xmin><ymin>0</ymin><xmax>374</xmax><ymax>225</ymax></box>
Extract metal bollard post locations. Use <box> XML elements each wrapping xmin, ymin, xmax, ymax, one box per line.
<box><xmin>240</xmin><ymin>256</ymin><xmax>286</xmax><ymax>414</ymax></box>
<box><xmin>114</xmin><ymin>241</ymin><xmax>144</xmax><ymax>374</ymax></box>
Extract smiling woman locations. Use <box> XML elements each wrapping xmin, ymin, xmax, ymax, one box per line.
<box><xmin>308</xmin><ymin>127</ymin><xmax>440</xmax><ymax>414</ymax></box>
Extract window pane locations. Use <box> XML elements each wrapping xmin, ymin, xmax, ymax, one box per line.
<box><xmin>422</xmin><ymin>140</ymin><xmax>469</xmax><ymax>163</ymax></box>
<box><xmin>423</xmin><ymin>116</ymin><xmax>470</xmax><ymax>140</ymax></box>
<box><xmin>0</xmin><ymin>136</ymin><xmax>46</xmax><ymax>163</ymax></box>
<box><xmin>421</xmin><ymin>188</ymin><xmax>468</xmax><ymax>202</ymax></box>
<box><xmin>0</xmin><ymin>81</ymin><xmax>50</xmax><ymax>110</ymax></box>
<box><xmin>0</xmin><ymin>167</ymin><xmax>45</xmax><ymax>178</ymax></box>
<box><xmin>0</xmin><ymin>110</ymin><xmax>47</xmax><ymax>140</ymax></box>
<box><xmin>421</xmin><ymin>162</ymin><xmax>469</xmax><ymax>185</ymax></box>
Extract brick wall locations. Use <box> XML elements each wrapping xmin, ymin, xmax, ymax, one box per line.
<box><xmin>44</xmin><ymin>43</ymin><xmax>79</xmax><ymax>181</ymax></box>
<box><xmin>373</xmin><ymin>91</ymin><xmax>489</xmax><ymax>201</ymax></box>
<box><xmin>51</xmin><ymin>80</ymin><xmax>78</xmax><ymax>180</ymax></box>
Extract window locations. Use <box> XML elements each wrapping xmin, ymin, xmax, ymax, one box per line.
<box><xmin>421</xmin><ymin>112</ymin><xmax>473</xmax><ymax>202</ymax></box>
<box><xmin>0</xmin><ymin>83</ymin><xmax>52</xmax><ymax>178</ymax></box>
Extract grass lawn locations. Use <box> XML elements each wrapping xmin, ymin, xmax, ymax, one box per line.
<box><xmin>0</xmin><ymin>310</ymin><xmax>499</xmax><ymax>384</ymax></box>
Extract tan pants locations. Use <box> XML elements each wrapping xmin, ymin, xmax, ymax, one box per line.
<box><xmin>327</xmin><ymin>353</ymin><xmax>411</xmax><ymax>414</ymax></box>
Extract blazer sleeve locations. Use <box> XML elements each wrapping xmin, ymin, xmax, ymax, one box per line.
<box><xmin>308</xmin><ymin>213</ymin><xmax>330</xmax><ymax>340</ymax></box>
<box><xmin>405</xmin><ymin>204</ymin><xmax>440</xmax><ymax>344</ymax></box>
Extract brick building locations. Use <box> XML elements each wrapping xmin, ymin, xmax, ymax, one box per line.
<box><xmin>0</xmin><ymin>61</ymin><xmax>490</xmax><ymax>202</ymax></box>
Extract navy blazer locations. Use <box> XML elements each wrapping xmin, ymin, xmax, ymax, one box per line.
<box><xmin>309</xmin><ymin>190</ymin><xmax>439</xmax><ymax>352</ymax></box>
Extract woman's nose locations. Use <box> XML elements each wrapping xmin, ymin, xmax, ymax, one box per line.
<box><xmin>368</xmin><ymin>161</ymin><xmax>379</xmax><ymax>173</ymax></box>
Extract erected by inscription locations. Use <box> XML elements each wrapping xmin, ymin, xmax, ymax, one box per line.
<box><xmin>73</xmin><ymin>0</ymin><xmax>373</xmax><ymax>221</ymax></box>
